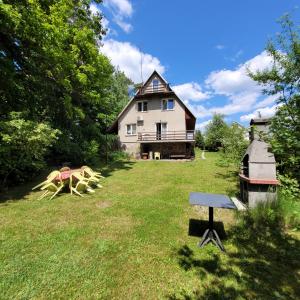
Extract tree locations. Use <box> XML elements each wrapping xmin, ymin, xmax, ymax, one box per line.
<box><xmin>205</xmin><ymin>114</ymin><xmax>228</xmax><ymax>151</ymax></box>
<box><xmin>220</xmin><ymin>123</ymin><xmax>249</xmax><ymax>167</ymax></box>
<box><xmin>0</xmin><ymin>0</ymin><xmax>132</xmax><ymax>185</ymax></box>
<box><xmin>249</xmin><ymin>15</ymin><xmax>300</xmax><ymax>181</ymax></box>
<box><xmin>195</xmin><ymin>130</ymin><xmax>205</xmax><ymax>149</ymax></box>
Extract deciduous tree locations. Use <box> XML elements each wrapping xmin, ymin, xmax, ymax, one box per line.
<box><xmin>249</xmin><ymin>15</ymin><xmax>300</xmax><ymax>181</ymax></box>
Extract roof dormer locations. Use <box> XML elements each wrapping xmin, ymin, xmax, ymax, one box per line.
<box><xmin>138</xmin><ymin>71</ymin><xmax>171</xmax><ymax>95</ymax></box>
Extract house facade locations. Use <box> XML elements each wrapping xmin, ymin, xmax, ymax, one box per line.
<box><xmin>108</xmin><ymin>71</ymin><xmax>196</xmax><ymax>159</ymax></box>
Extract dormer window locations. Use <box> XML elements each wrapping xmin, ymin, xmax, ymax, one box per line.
<box><xmin>137</xmin><ymin>101</ymin><xmax>148</xmax><ymax>112</ymax></box>
<box><xmin>162</xmin><ymin>99</ymin><xmax>174</xmax><ymax>111</ymax></box>
<box><xmin>152</xmin><ymin>79</ymin><xmax>159</xmax><ymax>92</ymax></box>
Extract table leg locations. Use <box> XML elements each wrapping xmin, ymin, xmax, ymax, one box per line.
<box><xmin>197</xmin><ymin>207</ymin><xmax>226</xmax><ymax>252</ymax></box>
<box><xmin>198</xmin><ymin>229</ymin><xmax>209</xmax><ymax>247</ymax></box>
<box><xmin>209</xmin><ymin>206</ymin><xmax>213</xmax><ymax>229</ymax></box>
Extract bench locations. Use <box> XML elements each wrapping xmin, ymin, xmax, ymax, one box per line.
<box><xmin>170</xmin><ymin>154</ymin><xmax>186</xmax><ymax>159</ymax></box>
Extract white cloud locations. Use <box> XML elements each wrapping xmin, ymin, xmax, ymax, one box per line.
<box><xmin>104</xmin><ymin>0</ymin><xmax>133</xmax><ymax>16</ymax></box>
<box><xmin>103</xmin><ymin>0</ymin><xmax>133</xmax><ymax>33</ymax></box>
<box><xmin>101</xmin><ymin>39</ymin><xmax>165</xmax><ymax>83</ymax></box>
<box><xmin>196</xmin><ymin>120</ymin><xmax>211</xmax><ymax>131</ymax></box>
<box><xmin>173</xmin><ymin>82</ymin><xmax>210</xmax><ymax>102</ymax></box>
<box><xmin>240</xmin><ymin>104</ymin><xmax>279</xmax><ymax>122</ymax></box>
<box><xmin>206</xmin><ymin>51</ymin><xmax>273</xmax><ymax>97</ymax></box>
<box><xmin>254</xmin><ymin>95</ymin><xmax>278</xmax><ymax>109</ymax></box>
<box><xmin>189</xmin><ymin>104</ymin><xmax>211</xmax><ymax>119</ymax></box>
<box><xmin>90</xmin><ymin>3</ymin><xmax>100</xmax><ymax>15</ymax></box>
<box><xmin>114</xmin><ymin>19</ymin><xmax>132</xmax><ymax>33</ymax></box>
<box><xmin>227</xmin><ymin>50</ymin><xmax>244</xmax><ymax>62</ymax></box>
<box><xmin>188</xmin><ymin>51</ymin><xmax>275</xmax><ymax>118</ymax></box>
<box><xmin>215</xmin><ymin>44</ymin><xmax>225</xmax><ymax>50</ymax></box>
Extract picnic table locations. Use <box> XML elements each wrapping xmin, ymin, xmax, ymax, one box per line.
<box><xmin>189</xmin><ymin>192</ymin><xmax>236</xmax><ymax>251</ymax></box>
<box><xmin>57</xmin><ymin>169</ymin><xmax>81</xmax><ymax>181</ymax></box>
<box><xmin>51</xmin><ymin>168</ymin><xmax>83</xmax><ymax>182</ymax></box>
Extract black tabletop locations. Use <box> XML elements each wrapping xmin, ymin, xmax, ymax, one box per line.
<box><xmin>189</xmin><ymin>192</ymin><xmax>236</xmax><ymax>209</ymax></box>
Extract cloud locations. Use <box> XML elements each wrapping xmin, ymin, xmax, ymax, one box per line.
<box><xmin>90</xmin><ymin>3</ymin><xmax>100</xmax><ymax>15</ymax></box>
<box><xmin>104</xmin><ymin>0</ymin><xmax>133</xmax><ymax>16</ymax></box>
<box><xmin>227</xmin><ymin>49</ymin><xmax>244</xmax><ymax>62</ymax></box>
<box><xmin>189</xmin><ymin>104</ymin><xmax>211</xmax><ymax>119</ymax></box>
<box><xmin>103</xmin><ymin>0</ymin><xmax>133</xmax><ymax>33</ymax></box>
<box><xmin>215</xmin><ymin>44</ymin><xmax>225</xmax><ymax>50</ymax></box>
<box><xmin>188</xmin><ymin>51</ymin><xmax>275</xmax><ymax>118</ymax></box>
<box><xmin>254</xmin><ymin>95</ymin><xmax>278</xmax><ymax>109</ymax></box>
<box><xmin>101</xmin><ymin>39</ymin><xmax>165</xmax><ymax>83</ymax></box>
<box><xmin>196</xmin><ymin>120</ymin><xmax>211</xmax><ymax>131</ymax></box>
<box><xmin>114</xmin><ymin>19</ymin><xmax>132</xmax><ymax>33</ymax></box>
<box><xmin>173</xmin><ymin>82</ymin><xmax>210</xmax><ymax>103</ymax></box>
<box><xmin>240</xmin><ymin>104</ymin><xmax>279</xmax><ymax>122</ymax></box>
<box><xmin>206</xmin><ymin>51</ymin><xmax>272</xmax><ymax>97</ymax></box>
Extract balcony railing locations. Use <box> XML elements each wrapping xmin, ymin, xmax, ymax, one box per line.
<box><xmin>140</xmin><ymin>83</ymin><xmax>168</xmax><ymax>94</ymax></box>
<box><xmin>138</xmin><ymin>130</ymin><xmax>195</xmax><ymax>142</ymax></box>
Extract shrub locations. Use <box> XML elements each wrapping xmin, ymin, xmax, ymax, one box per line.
<box><xmin>0</xmin><ymin>112</ymin><xmax>60</xmax><ymax>187</ymax></box>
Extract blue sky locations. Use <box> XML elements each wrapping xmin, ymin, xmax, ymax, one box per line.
<box><xmin>91</xmin><ymin>0</ymin><xmax>300</xmax><ymax>129</ymax></box>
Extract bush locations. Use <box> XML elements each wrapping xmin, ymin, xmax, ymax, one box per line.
<box><xmin>0</xmin><ymin>112</ymin><xmax>60</xmax><ymax>187</ymax></box>
<box><xmin>108</xmin><ymin>150</ymin><xmax>131</xmax><ymax>162</ymax></box>
<box><xmin>277</xmin><ymin>174</ymin><xmax>300</xmax><ymax>200</ymax></box>
<box><xmin>82</xmin><ymin>140</ymin><xmax>100</xmax><ymax>166</ymax></box>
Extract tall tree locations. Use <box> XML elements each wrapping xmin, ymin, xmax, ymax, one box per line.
<box><xmin>205</xmin><ymin>114</ymin><xmax>228</xmax><ymax>151</ymax></box>
<box><xmin>220</xmin><ymin>122</ymin><xmax>249</xmax><ymax>167</ymax></box>
<box><xmin>0</xmin><ymin>0</ymin><xmax>132</xmax><ymax>184</ymax></box>
<box><xmin>249</xmin><ymin>15</ymin><xmax>300</xmax><ymax>181</ymax></box>
<box><xmin>195</xmin><ymin>130</ymin><xmax>205</xmax><ymax>149</ymax></box>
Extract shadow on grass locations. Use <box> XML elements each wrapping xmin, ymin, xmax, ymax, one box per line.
<box><xmin>0</xmin><ymin>159</ymin><xmax>135</xmax><ymax>203</ymax></box>
<box><xmin>169</xmin><ymin>215</ymin><xmax>300</xmax><ymax>299</ymax></box>
<box><xmin>188</xmin><ymin>219</ymin><xmax>226</xmax><ymax>239</ymax></box>
<box><xmin>95</xmin><ymin>159</ymin><xmax>135</xmax><ymax>178</ymax></box>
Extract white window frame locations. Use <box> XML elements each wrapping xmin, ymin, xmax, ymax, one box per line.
<box><xmin>126</xmin><ymin>123</ymin><xmax>137</xmax><ymax>135</ymax></box>
<box><xmin>137</xmin><ymin>101</ymin><xmax>148</xmax><ymax>112</ymax></box>
<box><xmin>152</xmin><ymin>79</ymin><xmax>159</xmax><ymax>91</ymax></box>
<box><xmin>161</xmin><ymin>99</ymin><xmax>175</xmax><ymax>111</ymax></box>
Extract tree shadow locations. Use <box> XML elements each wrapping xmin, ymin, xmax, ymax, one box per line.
<box><xmin>94</xmin><ymin>159</ymin><xmax>135</xmax><ymax>178</ymax></box>
<box><xmin>188</xmin><ymin>219</ymin><xmax>226</xmax><ymax>239</ymax></box>
<box><xmin>0</xmin><ymin>159</ymin><xmax>135</xmax><ymax>203</ymax></box>
<box><xmin>168</xmin><ymin>216</ymin><xmax>300</xmax><ymax>299</ymax></box>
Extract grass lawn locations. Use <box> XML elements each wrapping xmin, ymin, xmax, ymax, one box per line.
<box><xmin>0</xmin><ymin>151</ymin><xmax>299</xmax><ymax>299</ymax></box>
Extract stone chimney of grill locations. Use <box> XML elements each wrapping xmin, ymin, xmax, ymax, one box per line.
<box><xmin>240</xmin><ymin>117</ymin><xmax>279</xmax><ymax>208</ymax></box>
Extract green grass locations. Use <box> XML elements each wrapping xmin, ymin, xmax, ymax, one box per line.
<box><xmin>0</xmin><ymin>151</ymin><xmax>299</xmax><ymax>299</ymax></box>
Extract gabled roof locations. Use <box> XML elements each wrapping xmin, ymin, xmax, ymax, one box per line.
<box><xmin>137</xmin><ymin>70</ymin><xmax>170</xmax><ymax>94</ymax></box>
<box><xmin>250</xmin><ymin>118</ymin><xmax>271</xmax><ymax>125</ymax></box>
<box><xmin>107</xmin><ymin>70</ymin><xmax>196</xmax><ymax>133</ymax></box>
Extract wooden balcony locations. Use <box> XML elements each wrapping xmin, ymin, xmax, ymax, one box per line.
<box><xmin>140</xmin><ymin>83</ymin><xmax>168</xmax><ymax>95</ymax></box>
<box><xmin>138</xmin><ymin>131</ymin><xmax>195</xmax><ymax>142</ymax></box>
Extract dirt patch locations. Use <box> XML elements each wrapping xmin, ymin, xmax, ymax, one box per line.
<box><xmin>96</xmin><ymin>200</ymin><xmax>112</xmax><ymax>209</ymax></box>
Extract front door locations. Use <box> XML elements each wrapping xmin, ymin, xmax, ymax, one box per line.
<box><xmin>156</xmin><ymin>123</ymin><xmax>167</xmax><ymax>140</ymax></box>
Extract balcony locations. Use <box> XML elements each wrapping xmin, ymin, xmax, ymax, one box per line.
<box><xmin>138</xmin><ymin>130</ymin><xmax>195</xmax><ymax>142</ymax></box>
<box><xmin>140</xmin><ymin>83</ymin><xmax>168</xmax><ymax>95</ymax></box>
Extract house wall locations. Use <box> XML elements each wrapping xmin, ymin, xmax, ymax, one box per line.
<box><xmin>118</xmin><ymin>96</ymin><xmax>187</xmax><ymax>157</ymax></box>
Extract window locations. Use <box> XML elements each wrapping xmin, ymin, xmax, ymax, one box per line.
<box><xmin>137</xmin><ymin>101</ymin><xmax>148</xmax><ymax>112</ymax></box>
<box><xmin>152</xmin><ymin>79</ymin><xmax>159</xmax><ymax>91</ymax></box>
<box><xmin>162</xmin><ymin>99</ymin><xmax>174</xmax><ymax>110</ymax></box>
<box><xmin>126</xmin><ymin>124</ymin><xmax>136</xmax><ymax>135</ymax></box>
